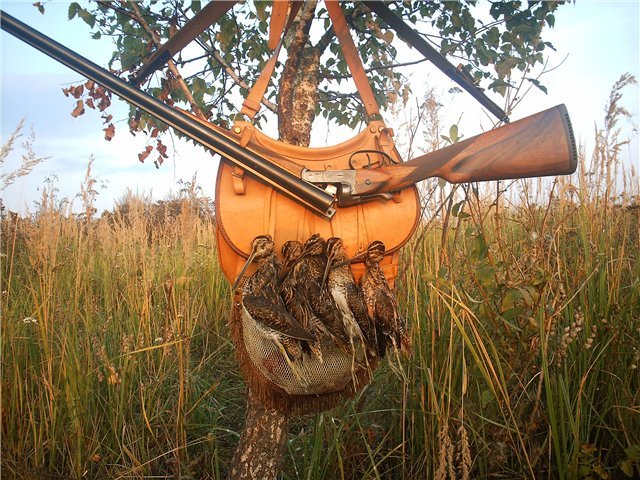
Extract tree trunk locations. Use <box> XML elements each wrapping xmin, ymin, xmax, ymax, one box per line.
<box><xmin>277</xmin><ymin>1</ymin><xmax>321</xmax><ymax>146</ymax></box>
<box><xmin>229</xmin><ymin>3</ymin><xmax>321</xmax><ymax>479</ymax></box>
<box><xmin>228</xmin><ymin>389</ymin><xmax>290</xmax><ymax>479</ymax></box>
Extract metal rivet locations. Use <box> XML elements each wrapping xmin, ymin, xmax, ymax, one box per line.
<box><xmin>369</xmin><ymin>126</ymin><xmax>377</xmax><ymax>133</ymax></box>
<box><xmin>365</xmin><ymin>179</ymin><xmax>372</xmax><ymax>185</ymax></box>
<box><xmin>233</xmin><ymin>126</ymin><xmax>242</xmax><ymax>134</ymax></box>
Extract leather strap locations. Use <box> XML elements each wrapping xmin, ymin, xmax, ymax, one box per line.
<box><xmin>325</xmin><ymin>1</ymin><xmax>380</xmax><ymax>119</ymax></box>
<box><xmin>133</xmin><ymin>0</ymin><xmax>237</xmax><ymax>84</ymax></box>
<box><xmin>243</xmin><ymin>1</ymin><xmax>382</xmax><ymax>120</ymax></box>
<box><xmin>268</xmin><ymin>1</ymin><xmax>291</xmax><ymax>50</ymax></box>
<box><xmin>241</xmin><ymin>2</ymin><xmax>302</xmax><ymax>119</ymax></box>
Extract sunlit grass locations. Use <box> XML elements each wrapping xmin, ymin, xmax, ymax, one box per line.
<box><xmin>2</xmin><ymin>76</ymin><xmax>638</xmax><ymax>479</ymax></box>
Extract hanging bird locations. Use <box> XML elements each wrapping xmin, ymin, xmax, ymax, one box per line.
<box><xmin>279</xmin><ymin>240</ymin><xmax>325</xmax><ymax>362</ymax></box>
<box><xmin>297</xmin><ymin>234</ymin><xmax>351</xmax><ymax>350</ymax></box>
<box><xmin>323</xmin><ymin>237</ymin><xmax>375</xmax><ymax>356</ymax></box>
<box><xmin>232</xmin><ymin>235</ymin><xmax>315</xmax><ymax>368</ymax></box>
<box><xmin>299</xmin><ymin>233</ymin><xmax>327</xmax><ymax>283</ymax></box>
<box><xmin>359</xmin><ymin>240</ymin><xmax>411</xmax><ymax>357</ymax></box>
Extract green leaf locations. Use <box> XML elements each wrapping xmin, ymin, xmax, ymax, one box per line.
<box><xmin>68</xmin><ymin>2</ymin><xmax>81</xmax><ymax>20</ymax></box>
<box><xmin>495</xmin><ymin>56</ymin><xmax>518</xmax><ymax>79</ymax></box>
<box><xmin>620</xmin><ymin>460</ymin><xmax>634</xmax><ymax>477</ymax></box>
<box><xmin>625</xmin><ymin>445</ymin><xmax>640</xmax><ymax>462</ymax></box>
<box><xmin>517</xmin><ymin>286</ymin><xmax>538</xmax><ymax>306</ymax></box>
<box><xmin>476</xmin><ymin>264</ymin><xmax>495</xmax><ymax>283</ymax></box>
<box><xmin>545</xmin><ymin>14</ymin><xmax>555</xmax><ymax>28</ymax></box>
<box><xmin>473</xmin><ymin>234</ymin><xmax>488</xmax><ymax>260</ymax></box>
<box><xmin>502</xmin><ymin>306</ymin><xmax>524</xmax><ymax>322</ymax></box>
<box><xmin>488</xmin><ymin>79</ymin><xmax>512</xmax><ymax>97</ymax></box>
<box><xmin>485</xmin><ymin>26</ymin><xmax>500</xmax><ymax>46</ymax></box>
<box><xmin>501</xmin><ymin>289</ymin><xmax>521</xmax><ymax>310</ymax></box>
<box><xmin>480</xmin><ymin>388</ymin><xmax>493</xmax><ymax>407</ymax></box>
<box><xmin>578</xmin><ymin>465</ymin><xmax>593</xmax><ymax>478</ymax></box>
<box><xmin>255</xmin><ymin>2</ymin><xmax>268</xmax><ymax>22</ymax></box>
<box><xmin>448</xmin><ymin>124</ymin><xmax>460</xmax><ymax>143</ymax></box>
<box><xmin>191</xmin><ymin>0</ymin><xmax>202</xmax><ymax>14</ymax></box>
<box><xmin>437</xmin><ymin>266</ymin><xmax>449</xmax><ymax>279</ymax></box>
<box><xmin>526</xmin><ymin>77</ymin><xmax>548</xmax><ymax>94</ymax></box>
<box><xmin>451</xmin><ymin>200</ymin><xmax>465</xmax><ymax>217</ymax></box>
<box><xmin>78</xmin><ymin>8</ymin><xmax>96</xmax><ymax>28</ymax></box>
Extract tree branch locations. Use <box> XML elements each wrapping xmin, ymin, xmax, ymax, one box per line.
<box><xmin>126</xmin><ymin>0</ymin><xmax>207</xmax><ymax>120</ymax></box>
<box><xmin>194</xmin><ymin>40</ymin><xmax>278</xmax><ymax>114</ymax></box>
<box><xmin>321</xmin><ymin>57</ymin><xmax>429</xmax><ymax>80</ymax></box>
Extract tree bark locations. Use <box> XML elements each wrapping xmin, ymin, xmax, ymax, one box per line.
<box><xmin>229</xmin><ymin>3</ymin><xmax>321</xmax><ymax>479</ymax></box>
<box><xmin>277</xmin><ymin>1</ymin><xmax>320</xmax><ymax>146</ymax></box>
<box><xmin>228</xmin><ymin>388</ymin><xmax>290</xmax><ymax>480</ymax></box>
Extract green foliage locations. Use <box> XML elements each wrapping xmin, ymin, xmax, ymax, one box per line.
<box><xmin>59</xmin><ymin>0</ymin><xmax>564</xmax><ymax>148</ymax></box>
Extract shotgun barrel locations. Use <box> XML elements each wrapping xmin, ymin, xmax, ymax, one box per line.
<box><xmin>0</xmin><ymin>10</ymin><xmax>336</xmax><ymax>220</ymax></box>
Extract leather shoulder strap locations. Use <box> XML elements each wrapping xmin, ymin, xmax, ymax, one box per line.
<box><xmin>242</xmin><ymin>1</ymin><xmax>381</xmax><ymax>121</ymax></box>
<box><xmin>241</xmin><ymin>2</ymin><xmax>303</xmax><ymax>119</ymax></box>
<box><xmin>325</xmin><ymin>1</ymin><xmax>380</xmax><ymax>120</ymax></box>
<box><xmin>268</xmin><ymin>1</ymin><xmax>291</xmax><ymax>50</ymax></box>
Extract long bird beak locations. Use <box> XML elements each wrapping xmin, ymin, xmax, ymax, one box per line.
<box><xmin>331</xmin><ymin>250</ymin><xmax>366</xmax><ymax>269</ymax></box>
<box><xmin>321</xmin><ymin>251</ymin><xmax>336</xmax><ymax>292</ymax></box>
<box><xmin>231</xmin><ymin>249</ymin><xmax>257</xmax><ymax>291</ymax></box>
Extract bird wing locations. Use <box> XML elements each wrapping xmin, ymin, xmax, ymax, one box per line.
<box><xmin>373</xmin><ymin>288</ymin><xmax>400</xmax><ymax>336</ymax></box>
<box><xmin>243</xmin><ymin>294</ymin><xmax>315</xmax><ymax>341</ymax></box>
<box><xmin>345</xmin><ymin>283</ymin><xmax>372</xmax><ymax>332</ymax></box>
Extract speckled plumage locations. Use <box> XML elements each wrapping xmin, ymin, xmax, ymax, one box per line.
<box><xmin>359</xmin><ymin>240</ymin><xmax>410</xmax><ymax>357</ymax></box>
<box><xmin>324</xmin><ymin>237</ymin><xmax>375</xmax><ymax>355</ymax></box>
<box><xmin>298</xmin><ymin>234</ymin><xmax>350</xmax><ymax>349</ymax></box>
<box><xmin>235</xmin><ymin>235</ymin><xmax>314</xmax><ymax>362</ymax></box>
<box><xmin>280</xmin><ymin>240</ymin><xmax>325</xmax><ymax>361</ymax></box>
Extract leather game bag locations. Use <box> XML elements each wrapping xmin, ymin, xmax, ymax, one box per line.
<box><xmin>215</xmin><ymin>119</ymin><xmax>421</xmax><ymax>286</ymax></box>
<box><xmin>215</xmin><ymin>1</ymin><xmax>420</xmax><ymax>413</ymax></box>
<box><xmin>215</xmin><ymin>0</ymin><xmax>420</xmax><ymax>287</ymax></box>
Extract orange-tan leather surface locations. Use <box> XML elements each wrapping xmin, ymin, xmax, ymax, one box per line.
<box><xmin>215</xmin><ymin>121</ymin><xmax>420</xmax><ymax>285</ymax></box>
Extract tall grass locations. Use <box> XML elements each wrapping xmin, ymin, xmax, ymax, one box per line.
<box><xmin>2</xmin><ymin>77</ymin><xmax>638</xmax><ymax>479</ymax></box>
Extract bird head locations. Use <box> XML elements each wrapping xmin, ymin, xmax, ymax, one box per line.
<box><xmin>321</xmin><ymin>237</ymin><xmax>346</xmax><ymax>289</ymax></box>
<box><xmin>231</xmin><ymin>234</ymin><xmax>274</xmax><ymax>290</ymax></box>
<box><xmin>302</xmin><ymin>233</ymin><xmax>325</xmax><ymax>257</ymax></box>
<box><xmin>364</xmin><ymin>240</ymin><xmax>386</xmax><ymax>266</ymax></box>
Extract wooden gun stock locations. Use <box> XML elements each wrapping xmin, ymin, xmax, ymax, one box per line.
<box><xmin>353</xmin><ymin>104</ymin><xmax>578</xmax><ymax>197</ymax></box>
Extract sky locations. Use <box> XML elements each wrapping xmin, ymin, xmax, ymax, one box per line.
<box><xmin>1</xmin><ymin>1</ymin><xmax>639</xmax><ymax>214</ymax></box>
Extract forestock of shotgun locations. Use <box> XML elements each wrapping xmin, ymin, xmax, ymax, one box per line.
<box><xmin>303</xmin><ymin>104</ymin><xmax>578</xmax><ymax>207</ymax></box>
<box><xmin>0</xmin><ymin>10</ymin><xmax>336</xmax><ymax>220</ymax></box>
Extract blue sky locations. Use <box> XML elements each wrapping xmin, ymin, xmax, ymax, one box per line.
<box><xmin>2</xmin><ymin>1</ymin><xmax>638</xmax><ymax>214</ymax></box>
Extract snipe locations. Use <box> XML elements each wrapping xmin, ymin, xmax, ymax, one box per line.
<box><xmin>323</xmin><ymin>237</ymin><xmax>375</xmax><ymax>356</ymax></box>
<box><xmin>358</xmin><ymin>240</ymin><xmax>410</xmax><ymax>357</ymax></box>
<box><xmin>297</xmin><ymin>234</ymin><xmax>350</xmax><ymax>350</ymax></box>
<box><xmin>233</xmin><ymin>235</ymin><xmax>315</xmax><ymax>368</ymax></box>
<box><xmin>279</xmin><ymin>240</ymin><xmax>325</xmax><ymax>362</ymax></box>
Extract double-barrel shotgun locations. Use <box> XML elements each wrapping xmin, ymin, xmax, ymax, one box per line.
<box><xmin>0</xmin><ymin>10</ymin><xmax>577</xmax><ymax>217</ymax></box>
